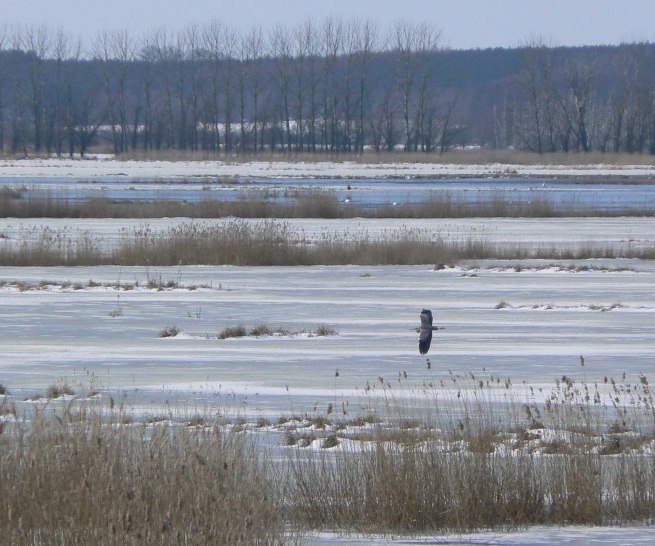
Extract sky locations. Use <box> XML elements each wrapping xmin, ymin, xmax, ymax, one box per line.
<box><xmin>2</xmin><ymin>0</ymin><xmax>654</xmax><ymax>50</ymax></box>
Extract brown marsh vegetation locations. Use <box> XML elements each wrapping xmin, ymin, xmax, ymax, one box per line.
<box><xmin>0</xmin><ymin>408</ymin><xmax>286</xmax><ymax>544</ymax></box>
<box><xmin>1</xmin><ymin>220</ymin><xmax>653</xmax><ymax>267</ymax></box>
<box><xmin>1</xmin><ymin>373</ymin><xmax>654</xmax><ymax>540</ymax></box>
<box><xmin>284</xmin><ymin>372</ymin><xmax>655</xmax><ymax>532</ymax></box>
<box><xmin>218</xmin><ymin>324</ymin><xmax>337</xmax><ymax>339</ymax></box>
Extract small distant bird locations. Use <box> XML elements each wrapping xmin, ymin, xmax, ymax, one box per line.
<box><xmin>418</xmin><ymin>309</ymin><xmax>443</xmax><ymax>355</ymax></box>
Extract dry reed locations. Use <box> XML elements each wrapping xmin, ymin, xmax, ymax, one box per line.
<box><xmin>2</xmin><ymin>220</ymin><xmax>653</xmax><ymax>267</ymax></box>
<box><xmin>285</xmin><ymin>373</ymin><xmax>655</xmax><ymax>533</ymax></box>
<box><xmin>0</xmin><ymin>409</ymin><xmax>286</xmax><ymax>545</ymax></box>
<box><xmin>1</xmin><ymin>372</ymin><xmax>654</xmax><ymax>538</ymax></box>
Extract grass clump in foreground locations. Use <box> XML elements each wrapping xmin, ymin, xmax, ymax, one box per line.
<box><xmin>45</xmin><ymin>383</ymin><xmax>75</xmax><ymax>399</ymax></box>
<box><xmin>218</xmin><ymin>325</ymin><xmax>248</xmax><ymax>339</ymax></box>
<box><xmin>0</xmin><ymin>411</ymin><xmax>286</xmax><ymax>545</ymax></box>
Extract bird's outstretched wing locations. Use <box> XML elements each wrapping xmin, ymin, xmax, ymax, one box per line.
<box><xmin>419</xmin><ymin>328</ymin><xmax>432</xmax><ymax>355</ymax></box>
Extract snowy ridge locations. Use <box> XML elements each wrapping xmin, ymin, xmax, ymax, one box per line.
<box><xmin>3</xmin><ymin>157</ymin><xmax>655</xmax><ymax>179</ymax></box>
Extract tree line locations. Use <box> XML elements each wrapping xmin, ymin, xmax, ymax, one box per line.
<box><xmin>0</xmin><ymin>21</ymin><xmax>654</xmax><ymax>156</ymax></box>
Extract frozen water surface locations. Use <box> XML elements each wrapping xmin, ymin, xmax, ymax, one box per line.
<box><xmin>2</xmin><ymin>157</ymin><xmax>655</xmax><ymax>211</ymax></box>
<box><xmin>1</xmin><ymin>260</ymin><xmax>653</xmax><ymax>418</ymax></box>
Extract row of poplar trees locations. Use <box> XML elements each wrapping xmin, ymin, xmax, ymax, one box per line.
<box><xmin>0</xmin><ymin>20</ymin><xmax>653</xmax><ymax>156</ymax></box>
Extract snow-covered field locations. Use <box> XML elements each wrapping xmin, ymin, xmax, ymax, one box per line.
<box><xmin>301</xmin><ymin>526</ymin><xmax>655</xmax><ymax>545</ymax></box>
<box><xmin>1</xmin><ymin>158</ymin><xmax>654</xmax><ymax>544</ymax></box>
<box><xmin>2</xmin><ymin>156</ymin><xmax>655</xmax><ymax>178</ymax></box>
<box><xmin>1</xmin><ymin>260</ymin><xmax>653</xmax><ymax>417</ymax></box>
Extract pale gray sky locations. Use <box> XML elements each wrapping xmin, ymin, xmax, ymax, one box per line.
<box><xmin>3</xmin><ymin>0</ymin><xmax>653</xmax><ymax>50</ymax></box>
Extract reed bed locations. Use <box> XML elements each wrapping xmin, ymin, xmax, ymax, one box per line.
<box><xmin>285</xmin><ymin>372</ymin><xmax>655</xmax><ymax>533</ymax></box>
<box><xmin>2</xmin><ymin>190</ymin><xmax>654</xmax><ymax>219</ymax></box>
<box><xmin>1</xmin><ymin>373</ymin><xmax>654</xmax><ymax>539</ymax></box>
<box><xmin>0</xmin><ymin>406</ymin><xmax>287</xmax><ymax>545</ymax></box>
<box><xmin>1</xmin><ymin>220</ymin><xmax>653</xmax><ymax>267</ymax></box>
<box><xmin>287</xmin><ymin>442</ymin><xmax>654</xmax><ymax>533</ymax></box>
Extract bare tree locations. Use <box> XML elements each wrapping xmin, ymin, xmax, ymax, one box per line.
<box><xmin>235</xmin><ymin>29</ymin><xmax>248</xmax><ymax>153</ymax></box>
<box><xmin>375</xmin><ymin>87</ymin><xmax>398</xmax><ymax>152</ymax></box>
<box><xmin>55</xmin><ymin>30</ymin><xmax>83</xmax><ymax>157</ymax></box>
<box><xmin>170</xmin><ymin>30</ymin><xmax>193</xmax><ymax>151</ymax></box>
<box><xmin>202</xmin><ymin>21</ymin><xmax>223</xmax><ymax>151</ymax></box>
<box><xmin>139</xmin><ymin>32</ymin><xmax>157</xmax><ymax>150</ymax></box>
<box><xmin>389</xmin><ymin>21</ymin><xmax>441</xmax><ymax>151</ymax></box>
<box><xmin>517</xmin><ymin>41</ymin><xmax>564</xmax><ymax>153</ymax></box>
<box><xmin>183</xmin><ymin>24</ymin><xmax>204</xmax><ymax>151</ymax></box>
<box><xmin>609</xmin><ymin>44</ymin><xmax>655</xmax><ymax>153</ymax></box>
<box><xmin>240</xmin><ymin>27</ymin><xmax>266</xmax><ymax>153</ymax></box>
<box><xmin>341</xmin><ymin>25</ymin><xmax>356</xmax><ymax>151</ymax></box>
<box><xmin>0</xmin><ymin>25</ymin><xmax>7</xmax><ymax>152</ymax></box>
<box><xmin>518</xmin><ymin>44</ymin><xmax>545</xmax><ymax>152</ymax></box>
<box><xmin>95</xmin><ymin>29</ymin><xmax>137</xmax><ymax>153</ymax></box>
<box><xmin>413</xmin><ymin>25</ymin><xmax>442</xmax><ymax>151</ymax></box>
<box><xmin>19</xmin><ymin>25</ymin><xmax>51</xmax><ymax>152</ymax></box>
<box><xmin>319</xmin><ymin>17</ymin><xmax>344</xmax><ymax>152</ymax></box>
<box><xmin>349</xmin><ymin>19</ymin><xmax>378</xmax><ymax>153</ymax></box>
<box><xmin>270</xmin><ymin>24</ymin><xmax>293</xmax><ymax>152</ymax></box>
<box><xmin>146</xmin><ymin>29</ymin><xmax>197</xmax><ymax>149</ymax></box>
<box><xmin>295</xmin><ymin>20</ymin><xmax>320</xmax><ymax>152</ymax></box>
<box><xmin>147</xmin><ymin>29</ymin><xmax>183</xmax><ymax>149</ymax></box>
<box><xmin>559</xmin><ymin>59</ymin><xmax>595</xmax><ymax>152</ymax></box>
<box><xmin>292</xmin><ymin>22</ymin><xmax>312</xmax><ymax>152</ymax></box>
<box><xmin>221</xmin><ymin>25</ymin><xmax>238</xmax><ymax>152</ymax></box>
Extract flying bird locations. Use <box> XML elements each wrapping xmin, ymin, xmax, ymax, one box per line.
<box><xmin>418</xmin><ymin>309</ymin><xmax>442</xmax><ymax>355</ymax></box>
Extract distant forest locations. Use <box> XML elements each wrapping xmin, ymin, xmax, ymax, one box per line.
<box><xmin>1</xmin><ymin>20</ymin><xmax>654</xmax><ymax>156</ymax></box>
